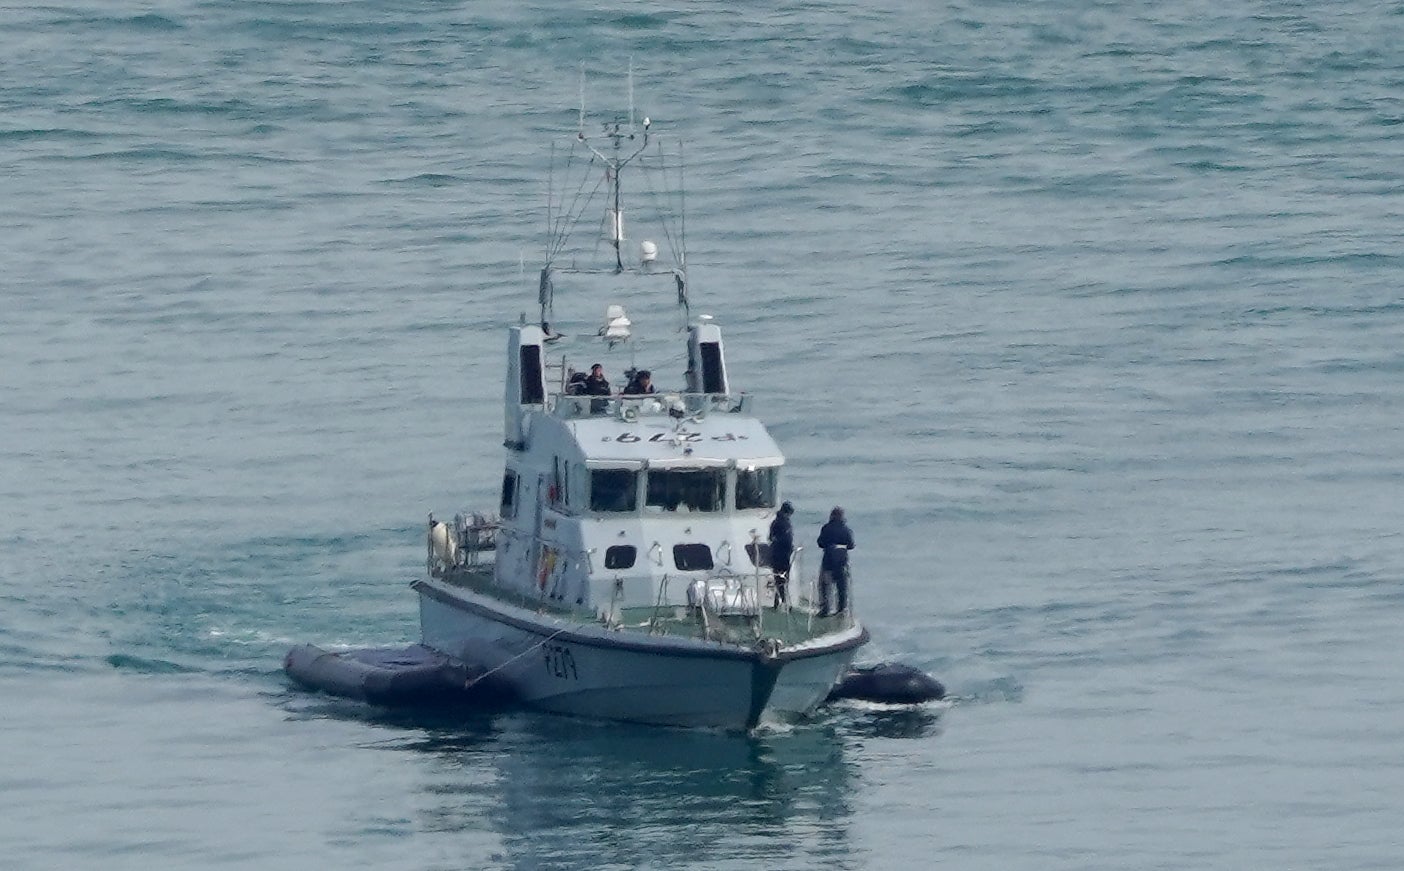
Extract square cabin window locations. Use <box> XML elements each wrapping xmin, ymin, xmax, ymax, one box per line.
<box><xmin>590</xmin><ymin>469</ymin><xmax>638</xmax><ymax>513</ymax></box>
<box><xmin>735</xmin><ymin>467</ymin><xmax>778</xmax><ymax>510</ymax></box>
<box><xmin>646</xmin><ymin>468</ymin><xmax>724</xmax><ymax>513</ymax></box>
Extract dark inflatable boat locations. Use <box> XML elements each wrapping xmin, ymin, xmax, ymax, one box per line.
<box><xmin>826</xmin><ymin>662</ymin><xmax>946</xmax><ymax>705</ymax></box>
<box><xmin>283</xmin><ymin>644</ymin><xmax>496</xmax><ymax>706</ymax></box>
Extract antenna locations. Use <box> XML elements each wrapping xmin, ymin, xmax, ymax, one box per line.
<box><xmin>546</xmin><ymin>140</ymin><xmax>554</xmax><ymax>261</ymax></box>
<box><xmin>628</xmin><ymin>58</ymin><xmax>635</xmax><ymax>133</ymax></box>
<box><xmin>578</xmin><ymin>63</ymin><xmax>586</xmax><ymax>137</ymax></box>
<box><xmin>679</xmin><ymin>140</ymin><xmax>687</xmax><ymax>265</ymax></box>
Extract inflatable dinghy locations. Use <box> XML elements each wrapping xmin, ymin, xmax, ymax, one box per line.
<box><xmin>826</xmin><ymin>662</ymin><xmax>946</xmax><ymax>705</ymax></box>
<box><xmin>284</xmin><ymin>644</ymin><xmax>496</xmax><ymax>706</ymax></box>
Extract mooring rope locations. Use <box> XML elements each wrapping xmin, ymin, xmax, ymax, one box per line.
<box><xmin>461</xmin><ymin>625</ymin><xmax>573</xmax><ymax>690</ymax></box>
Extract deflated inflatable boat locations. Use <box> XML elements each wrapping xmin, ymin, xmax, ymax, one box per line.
<box><xmin>283</xmin><ymin>644</ymin><xmax>498</xmax><ymax>706</ymax></box>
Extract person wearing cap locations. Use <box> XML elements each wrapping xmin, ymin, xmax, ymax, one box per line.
<box><xmin>817</xmin><ymin>506</ymin><xmax>855</xmax><ymax>617</ymax></box>
<box><xmin>767</xmin><ymin>501</ymin><xmax>796</xmax><ymax>608</ymax></box>
<box><xmin>583</xmin><ymin>363</ymin><xmax>611</xmax><ymax>396</ymax></box>
<box><xmin>583</xmin><ymin>363</ymin><xmax>611</xmax><ymax>414</ymax></box>
<box><xmin>623</xmin><ymin>369</ymin><xmax>655</xmax><ymax>395</ymax></box>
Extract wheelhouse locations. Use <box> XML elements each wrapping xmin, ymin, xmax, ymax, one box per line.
<box><xmin>585</xmin><ymin>462</ymin><xmax>780</xmax><ymax>517</ymax></box>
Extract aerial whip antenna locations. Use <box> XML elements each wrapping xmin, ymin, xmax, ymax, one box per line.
<box><xmin>578</xmin><ymin>63</ymin><xmax>586</xmax><ymax>137</ymax></box>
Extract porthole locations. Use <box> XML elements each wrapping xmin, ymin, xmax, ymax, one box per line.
<box><xmin>605</xmin><ymin>545</ymin><xmax>637</xmax><ymax>570</ymax></box>
<box><xmin>673</xmin><ymin>543</ymin><xmax>714</xmax><ymax>571</ymax></box>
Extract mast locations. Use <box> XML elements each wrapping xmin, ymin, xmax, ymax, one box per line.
<box><xmin>583</xmin><ymin>117</ymin><xmax>644</xmax><ymax>275</ymax></box>
<box><xmin>540</xmin><ymin>70</ymin><xmax>686</xmax><ymax>325</ymax></box>
<box><xmin>611</xmin><ymin>124</ymin><xmax>624</xmax><ymax>272</ymax></box>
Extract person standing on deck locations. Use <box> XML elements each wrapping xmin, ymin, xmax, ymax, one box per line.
<box><xmin>817</xmin><ymin>506</ymin><xmax>855</xmax><ymax>617</ymax></box>
<box><xmin>767</xmin><ymin>501</ymin><xmax>795</xmax><ymax>608</ymax></box>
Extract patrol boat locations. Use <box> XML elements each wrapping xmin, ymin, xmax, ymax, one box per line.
<box><xmin>414</xmin><ymin>100</ymin><xmax>868</xmax><ymax>730</ymax></box>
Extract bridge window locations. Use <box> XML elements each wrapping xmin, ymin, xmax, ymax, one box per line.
<box><xmin>646</xmin><ymin>468</ymin><xmax>725</xmax><ymax>513</ymax></box>
<box><xmin>735</xmin><ymin>467</ymin><xmax>778</xmax><ymax>510</ymax></box>
<box><xmin>590</xmin><ymin>469</ymin><xmax>638</xmax><ymax>513</ymax></box>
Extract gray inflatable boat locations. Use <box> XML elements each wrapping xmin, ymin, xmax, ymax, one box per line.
<box><xmin>283</xmin><ymin>644</ymin><xmax>498</xmax><ymax>706</ymax></box>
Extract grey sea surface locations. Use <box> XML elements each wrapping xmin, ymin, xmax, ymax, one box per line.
<box><xmin>3</xmin><ymin>1</ymin><xmax>1403</xmax><ymax>868</ymax></box>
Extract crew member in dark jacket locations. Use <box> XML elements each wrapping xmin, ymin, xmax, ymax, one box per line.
<box><xmin>622</xmin><ymin>369</ymin><xmax>655</xmax><ymax>395</ymax></box>
<box><xmin>583</xmin><ymin>363</ymin><xmax>611</xmax><ymax>395</ymax></box>
<box><xmin>584</xmin><ymin>363</ymin><xmax>611</xmax><ymax>413</ymax></box>
<box><xmin>817</xmin><ymin>506</ymin><xmax>855</xmax><ymax>617</ymax></box>
<box><xmin>767</xmin><ymin>500</ymin><xmax>795</xmax><ymax>608</ymax></box>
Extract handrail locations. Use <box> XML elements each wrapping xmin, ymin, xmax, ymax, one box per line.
<box><xmin>489</xmin><ymin>526</ymin><xmax>594</xmax><ymax>611</ymax></box>
<box><xmin>549</xmin><ymin>391</ymin><xmax>750</xmax><ymax>420</ymax></box>
<box><xmin>749</xmin><ymin>531</ymin><xmax>764</xmax><ymax>634</ymax></box>
<box><xmin>801</xmin><ymin>547</ymin><xmax>817</xmax><ymax>634</ymax></box>
<box><xmin>547</xmin><ymin>547</ymin><xmax>597</xmax><ymax>606</ymax></box>
<box><xmin>426</xmin><ymin>513</ymin><xmax>435</xmax><ymax>575</ymax></box>
<box><xmin>648</xmin><ymin>574</ymin><xmax>671</xmax><ymax>635</ymax></box>
<box><xmin>696</xmin><ymin>588</ymin><xmax>712</xmax><ymax>641</ymax></box>
<box><xmin>791</xmin><ymin>545</ymin><xmax>804</xmax><ymax>606</ymax></box>
<box><xmin>604</xmin><ymin>577</ymin><xmax>624</xmax><ymax>628</ymax></box>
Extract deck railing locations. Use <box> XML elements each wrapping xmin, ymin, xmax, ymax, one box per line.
<box><xmin>438</xmin><ymin>523</ymin><xmax>855</xmax><ymax>641</ymax></box>
<box><xmin>549</xmin><ymin>391</ymin><xmax>751</xmax><ymax>421</ymax></box>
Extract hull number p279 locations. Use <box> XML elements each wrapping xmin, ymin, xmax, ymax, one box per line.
<box><xmin>543</xmin><ymin>643</ymin><xmax>578</xmax><ymax>680</ymax></box>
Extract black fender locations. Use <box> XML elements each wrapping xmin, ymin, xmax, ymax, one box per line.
<box><xmin>826</xmin><ymin>661</ymin><xmax>945</xmax><ymax>705</ymax></box>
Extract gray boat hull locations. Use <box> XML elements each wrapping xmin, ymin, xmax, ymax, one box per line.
<box><xmin>415</xmin><ymin>579</ymin><xmax>867</xmax><ymax>730</ymax></box>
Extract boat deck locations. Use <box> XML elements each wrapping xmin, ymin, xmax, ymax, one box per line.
<box><xmin>434</xmin><ymin>566</ymin><xmax>853</xmax><ymax>648</ymax></box>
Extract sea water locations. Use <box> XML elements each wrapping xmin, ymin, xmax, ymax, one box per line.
<box><xmin>2</xmin><ymin>2</ymin><xmax>1402</xmax><ymax>868</ymax></box>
